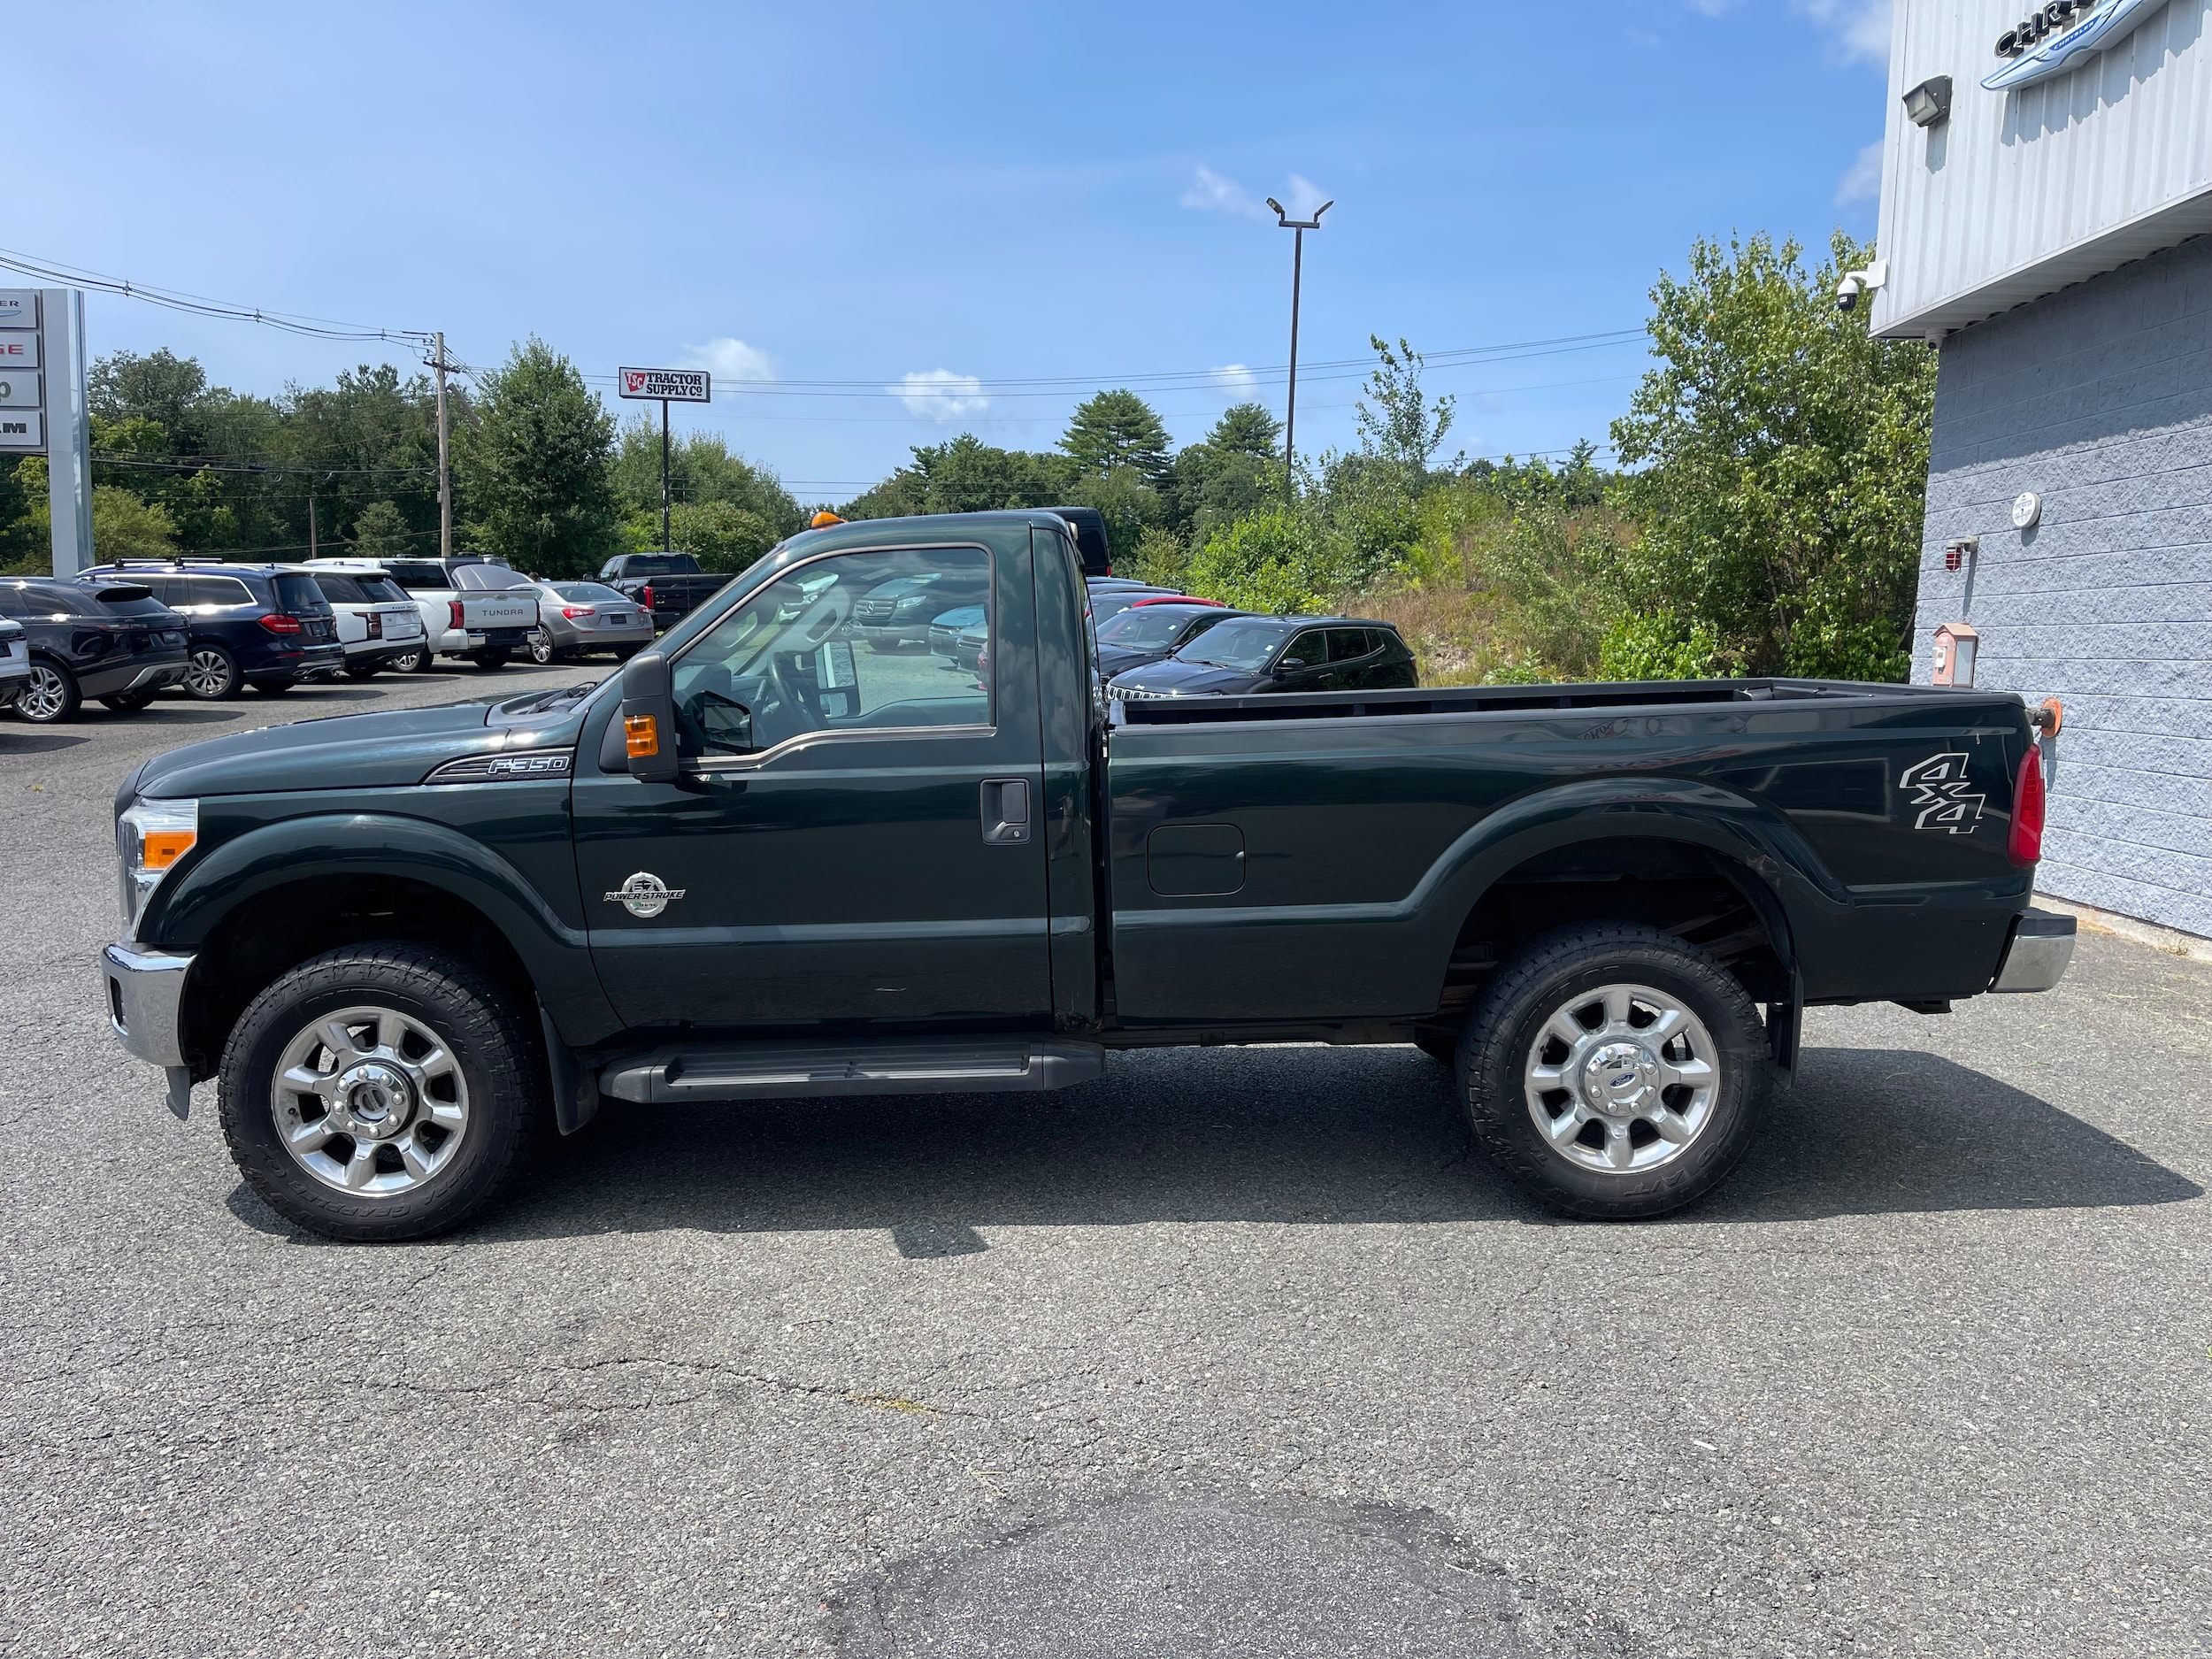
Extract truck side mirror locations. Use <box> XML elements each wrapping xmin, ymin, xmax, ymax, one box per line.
<box><xmin>618</xmin><ymin>650</ymin><xmax>679</xmax><ymax>781</ymax></box>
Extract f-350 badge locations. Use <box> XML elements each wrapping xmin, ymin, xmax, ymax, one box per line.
<box><xmin>1900</xmin><ymin>753</ymin><xmax>1985</xmax><ymax>833</ymax></box>
<box><xmin>606</xmin><ymin>872</ymin><xmax>685</xmax><ymax>918</ymax></box>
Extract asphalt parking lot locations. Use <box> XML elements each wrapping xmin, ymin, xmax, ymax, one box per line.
<box><xmin>2</xmin><ymin>667</ymin><xmax>2208</xmax><ymax>1658</ymax></box>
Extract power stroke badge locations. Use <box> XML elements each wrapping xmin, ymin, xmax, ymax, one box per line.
<box><xmin>1900</xmin><ymin>753</ymin><xmax>1987</xmax><ymax>833</ymax></box>
<box><xmin>605</xmin><ymin>872</ymin><xmax>686</xmax><ymax>918</ymax></box>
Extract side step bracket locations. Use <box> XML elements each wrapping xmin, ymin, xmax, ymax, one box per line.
<box><xmin>598</xmin><ymin>1037</ymin><xmax>1106</xmax><ymax>1105</ymax></box>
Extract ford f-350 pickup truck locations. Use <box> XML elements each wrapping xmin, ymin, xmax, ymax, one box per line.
<box><xmin>102</xmin><ymin>511</ymin><xmax>2074</xmax><ymax>1241</ymax></box>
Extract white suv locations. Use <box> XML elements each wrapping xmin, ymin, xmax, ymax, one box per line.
<box><xmin>298</xmin><ymin>568</ymin><xmax>427</xmax><ymax>678</ymax></box>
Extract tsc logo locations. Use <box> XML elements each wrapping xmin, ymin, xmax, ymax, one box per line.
<box><xmin>1900</xmin><ymin>753</ymin><xmax>1986</xmax><ymax>833</ymax></box>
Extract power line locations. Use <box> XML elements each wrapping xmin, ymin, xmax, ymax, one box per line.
<box><xmin>0</xmin><ymin>246</ymin><xmax>434</xmax><ymax>344</ymax></box>
<box><xmin>91</xmin><ymin>452</ymin><xmax>439</xmax><ymax>479</ymax></box>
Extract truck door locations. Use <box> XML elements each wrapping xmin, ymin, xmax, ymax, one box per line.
<box><xmin>571</xmin><ymin>539</ymin><xmax>1055</xmax><ymax>1032</ymax></box>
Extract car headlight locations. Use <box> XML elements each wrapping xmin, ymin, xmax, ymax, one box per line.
<box><xmin>118</xmin><ymin>797</ymin><xmax>197</xmax><ymax>935</ymax></box>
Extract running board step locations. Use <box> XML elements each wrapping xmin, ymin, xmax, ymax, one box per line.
<box><xmin>598</xmin><ymin>1038</ymin><xmax>1106</xmax><ymax>1104</ymax></box>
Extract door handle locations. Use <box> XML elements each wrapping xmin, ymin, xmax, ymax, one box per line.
<box><xmin>981</xmin><ymin>778</ymin><xmax>1031</xmax><ymax>845</ymax></box>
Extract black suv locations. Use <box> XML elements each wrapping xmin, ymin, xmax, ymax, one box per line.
<box><xmin>81</xmin><ymin>562</ymin><xmax>343</xmax><ymax>699</ymax></box>
<box><xmin>0</xmin><ymin>578</ymin><xmax>190</xmax><ymax>722</ymax></box>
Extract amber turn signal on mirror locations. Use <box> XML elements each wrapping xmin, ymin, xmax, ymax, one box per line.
<box><xmin>624</xmin><ymin>713</ymin><xmax>661</xmax><ymax>758</ymax></box>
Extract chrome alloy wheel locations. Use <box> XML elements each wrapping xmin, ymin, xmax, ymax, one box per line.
<box><xmin>16</xmin><ymin>664</ymin><xmax>70</xmax><ymax>721</ymax></box>
<box><xmin>183</xmin><ymin>649</ymin><xmax>235</xmax><ymax>698</ymax></box>
<box><xmin>527</xmin><ymin>628</ymin><xmax>555</xmax><ymax>664</ymax></box>
<box><xmin>1523</xmin><ymin>983</ymin><xmax>1719</xmax><ymax>1174</ymax></box>
<box><xmin>270</xmin><ymin>1005</ymin><xmax>471</xmax><ymax>1195</ymax></box>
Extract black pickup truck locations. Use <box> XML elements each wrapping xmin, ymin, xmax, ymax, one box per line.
<box><xmin>102</xmin><ymin>511</ymin><xmax>2074</xmax><ymax>1241</ymax></box>
<box><xmin>597</xmin><ymin>552</ymin><xmax>730</xmax><ymax>630</ymax></box>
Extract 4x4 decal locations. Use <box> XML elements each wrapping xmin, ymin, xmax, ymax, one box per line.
<box><xmin>1900</xmin><ymin>752</ymin><xmax>1985</xmax><ymax>833</ymax></box>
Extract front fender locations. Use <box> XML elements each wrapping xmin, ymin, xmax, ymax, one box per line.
<box><xmin>146</xmin><ymin>811</ymin><xmax>619</xmax><ymax>1044</ymax></box>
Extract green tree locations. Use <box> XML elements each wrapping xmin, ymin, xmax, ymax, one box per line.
<box><xmin>456</xmin><ymin>338</ymin><xmax>620</xmax><ymax>578</ymax></box>
<box><xmin>611</xmin><ymin>419</ymin><xmax>803</xmax><ymax>538</ymax></box>
<box><xmin>91</xmin><ymin>487</ymin><xmax>181</xmax><ymax>562</ymax></box>
<box><xmin>1168</xmin><ymin>403</ymin><xmax>1282</xmax><ymax>541</ymax></box>
<box><xmin>1608</xmin><ymin>231</ymin><xmax>1935</xmax><ymax>680</ymax></box>
<box><xmin>1356</xmin><ymin>337</ymin><xmax>1456</xmax><ymax>478</ymax></box>
<box><xmin>349</xmin><ymin>500</ymin><xmax>414</xmax><ymax>562</ymax></box>
<box><xmin>1060</xmin><ymin>389</ymin><xmax>1171</xmax><ymax>485</ymax></box>
<box><xmin>841</xmin><ymin>434</ymin><xmax>1075</xmax><ymax>519</ymax></box>
<box><xmin>623</xmin><ymin>498</ymin><xmax>780</xmax><ymax>573</ymax></box>
<box><xmin>1185</xmin><ymin>510</ymin><xmax>1329</xmax><ymax>613</ymax></box>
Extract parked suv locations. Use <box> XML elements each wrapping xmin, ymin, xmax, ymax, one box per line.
<box><xmin>301</xmin><ymin>569</ymin><xmax>427</xmax><ymax>680</ymax></box>
<box><xmin>1107</xmin><ymin>616</ymin><xmax>1418</xmax><ymax>702</ymax></box>
<box><xmin>0</xmin><ymin>578</ymin><xmax>189</xmax><ymax>721</ymax></box>
<box><xmin>81</xmin><ymin>562</ymin><xmax>342</xmax><ymax>700</ymax></box>
<box><xmin>0</xmin><ymin>614</ymin><xmax>27</xmax><ymax>702</ymax></box>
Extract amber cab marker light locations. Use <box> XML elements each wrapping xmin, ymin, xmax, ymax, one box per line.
<box><xmin>624</xmin><ymin>713</ymin><xmax>660</xmax><ymax>758</ymax></box>
<box><xmin>142</xmin><ymin>829</ymin><xmax>196</xmax><ymax>870</ymax></box>
<box><xmin>810</xmin><ymin>511</ymin><xmax>844</xmax><ymax>527</ymax></box>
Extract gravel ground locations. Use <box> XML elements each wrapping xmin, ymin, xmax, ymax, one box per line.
<box><xmin>1</xmin><ymin>667</ymin><xmax>2207</xmax><ymax>1658</ymax></box>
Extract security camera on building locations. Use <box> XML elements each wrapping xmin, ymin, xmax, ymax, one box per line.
<box><xmin>1835</xmin><ymin>260</ymin><xmax>1887</xmax><ymax>312</ymax></box>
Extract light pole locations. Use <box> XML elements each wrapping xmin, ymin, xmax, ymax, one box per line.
<box><xmin>1265</xmin><ymin>194</ymin><xmax>1332</xmax><ymax>503</ymax></box>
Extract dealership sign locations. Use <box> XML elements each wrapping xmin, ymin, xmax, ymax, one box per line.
<box><xmin>618</xmin><ymin>367</ymin><xmax>711</xmax><ymax>403</ymax></box>
<box><xmin>1985</xmin><ymin>0</ymin><xmax>2168</xmax><ymax>90</ymax></box>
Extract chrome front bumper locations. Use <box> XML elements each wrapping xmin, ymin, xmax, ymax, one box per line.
<box><xmin>102</xmin><ymin>942</ymin><xmax>195</xmax><ymax>1066</ymax></box>
<box><xmin>1991</xmin><ymin>908</ymin><xmax>2077</xmax><ymax>993</ymax></box>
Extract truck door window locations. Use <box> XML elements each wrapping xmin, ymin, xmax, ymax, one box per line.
<box><xmin>669</xmin><ymin>547</ymin><xmax>992</xmax><ymax>759</ymax></box>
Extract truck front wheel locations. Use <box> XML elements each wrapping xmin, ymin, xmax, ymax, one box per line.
<box><xmin>218</xmin><ymin>943</ymin><xmax>543</xmax><ymax>1241</ymax></box>
<box><xmin>1459</xmin><ymin>923</ymin><xmax>1767</xmax><ymax>1221</ymax></box>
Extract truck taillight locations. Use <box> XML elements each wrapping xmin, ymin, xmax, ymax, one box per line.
<box><xmin>2008</xmin><ymin>744</ymin><xmax>2047</xmax><ymax>866</ymax></box>
<box><xmin>257</xmin><ymin>612</ymin><xmax>303</xmax><ymax>635</ymax></box>
<box><xmin>640</xmin><ymin>584</ymin><xmax>656</xmax><ymax>612</ymax></box>
<box><xmin>449</xmin><ymin>600</ymin><xmax>465</xmax><ymax>630</ymax></box>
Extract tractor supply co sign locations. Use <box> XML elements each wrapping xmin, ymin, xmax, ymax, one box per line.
<box><xmin>0</xmin><ymin>290</ymin><xmax>42</xmax><ymax>450</ymax></box>
<box><xmin>619</xmin><ymin>367</ymin><xmax>711</xmax><ymax>403</ymax></box>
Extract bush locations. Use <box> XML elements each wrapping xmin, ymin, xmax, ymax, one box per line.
<box><xmin>1184</xmin><ymin>511</ymin><xmax>1328</xmax><ymax>613</ymax></box>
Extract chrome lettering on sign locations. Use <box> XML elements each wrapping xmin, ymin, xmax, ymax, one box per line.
<box><xmin>605</xmin><ymin>872</ymin><xmax>685</xmax><ymax>918</ymax></box>
<box><xmin>1900</xmin><ymin>752</ymin><xmax>1986</xmax><ymax>833</ymax></box>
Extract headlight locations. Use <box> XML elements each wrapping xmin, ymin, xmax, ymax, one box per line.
<box><xmin>118</xmin><ymin>797</ymin><xmax>197</xmax><ymax>935</ymax></box>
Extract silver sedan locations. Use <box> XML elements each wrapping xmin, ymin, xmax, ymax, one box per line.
<box><xmin>523</xmin><ymin>580</ymin><xmax>657</xmax><ymax>663</ymax></box>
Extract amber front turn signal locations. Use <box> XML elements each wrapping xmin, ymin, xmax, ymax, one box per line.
<box><xmin>141</xmin><ymin>830</ymin><xmax>197</xmax><ymax>871</ymax></box>
<box><xmin>624</xmin><ymin>713</ymin><xmax>661</xmax><ymax>758</ymax></box>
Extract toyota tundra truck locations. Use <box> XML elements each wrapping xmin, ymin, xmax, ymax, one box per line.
<box><xmin>102</xmin><ymin>511</ymin><xmax>2074</xmax><ymax>1241</ymax></box>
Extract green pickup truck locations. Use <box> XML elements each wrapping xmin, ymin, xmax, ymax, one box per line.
<box><xmin>102</xmin><ymin>511</ymin><xmax>2075</xmax><ymax>1240</ymax></box>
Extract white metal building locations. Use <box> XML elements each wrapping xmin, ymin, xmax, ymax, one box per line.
<box><xmin>1872</xmin><ymin>0</ymin><xmax>2212</xmax><ymax>941</ymax></box>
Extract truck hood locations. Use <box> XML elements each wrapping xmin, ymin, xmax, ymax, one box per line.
<box><xmin>132</xmin><ymin>699</ymin><xmax>581</xmax><ymax>800</ymax></box>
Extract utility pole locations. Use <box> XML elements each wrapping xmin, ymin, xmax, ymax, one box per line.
<box><xmin>308</xmin><ymin>493</ymin><xmax>318</xmax><ymax>559</ymax></box>
<box><xmin>660</xmin><ymin>397</ymin><xmax>672</xmax><ymax>554</ymax></box>
<box><xmin>1265</xmin><ymin>195</ymin><xmax>1333</xmax><ymax>505</ymax></box>
<box><xmin>432</xmin><ymin>331</ymin><xmax>453</xmax><ymax>562</ymax></box>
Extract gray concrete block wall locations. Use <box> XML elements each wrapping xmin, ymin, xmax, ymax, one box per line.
<box><xmin>1911</xmin><ymin>234</ymin><xmax>2212</xmax><ymax>940</ymax></box>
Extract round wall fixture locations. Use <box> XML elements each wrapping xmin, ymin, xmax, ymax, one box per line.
<box><xmin>2011</xmin><ymin>491</ymin><xmax>2043</xmax><ymax>530</ymax></box>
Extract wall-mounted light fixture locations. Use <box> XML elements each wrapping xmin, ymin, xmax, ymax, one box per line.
<box><xmin>1944</xmin><ymin>534</ymin><xmax>1979</xmax><ymax>572</ymax></box>
<box><xmin>1903</xmin><ymin>75</ymin><xmax>1954</xmax><ymax>127</ymax></box>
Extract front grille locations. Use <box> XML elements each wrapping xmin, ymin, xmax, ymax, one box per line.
<box><xmin>1107</xmin><ymin>683</ymin><xmax>1171</xmax><ymax>702</ymax></box>
<box><xmin>855</xmin><ymin>599</ymin><xmax>895</xmax><ymax>625</ymax></box>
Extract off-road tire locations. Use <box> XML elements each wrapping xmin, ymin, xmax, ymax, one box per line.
<box><xmin>1459</xmin><ymin>922</ymin><xmax>1768</xmax><ymax>1221</ymax></box>
<box><xmin>219</xmin><ymin>943</ymin><xmax>544</xmax><ymax>1242</ymax></box>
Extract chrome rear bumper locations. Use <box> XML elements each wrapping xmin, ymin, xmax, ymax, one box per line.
<box><xmin>1991</xmin><ymin>908</ymin><xmax>2076</xmax><ymax>993</ymax></box>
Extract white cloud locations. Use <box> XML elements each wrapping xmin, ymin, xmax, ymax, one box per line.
<box><xmin>682</xmin><ymin>337</ymin><xmax>774</xmax><ymax>383</ymax></box>
<box><xmin>1792</xmin><ymin>0</ymin><xmax>1892</xmax><ymax>66</ymax></box>
<box><xmin>1690</xmin><ymin>0</ymin><xmax>1892</xmax><ymax>67</ymax></box>
<box><xmin>1181</xmin><ymin>165</ymin><xmax>1268</xmax><ymax>220</ymax></box>
<box><xmin>1180</xmin><ymin>167</ymin><xmax>1332</xmax><ymax>223</ymax></box>
<box><xmin>891</xmin><ymin>369</ymin><xmax>989</xmax><ymax>421</ymax></box>
<box><xmin>1836</xmin><ymin>138</ymin><xmax>1885</xmax><ymax>204</ymax></box>
<box><xmin>1209</xmin><ymin>364</ymin><xmax>1260</xmax><ymax>402</ymax></box>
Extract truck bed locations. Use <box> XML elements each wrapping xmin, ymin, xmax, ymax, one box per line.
<box><xmin>1102</xmin><ymin>675</ymin><xmax>2037</xmax><ymax>1025</ymax></box>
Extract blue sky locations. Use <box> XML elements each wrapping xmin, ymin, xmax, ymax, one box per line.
<box><xmin>27</xmin><ymin>1</ymin><xmax>1892</xmax><ymax>501</ymax></box>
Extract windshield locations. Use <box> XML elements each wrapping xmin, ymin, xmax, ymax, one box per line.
<box><xmin>381</xmin><ymin>562</ymin><xmax>450</xmax><ymax>591</ymax></box>
<box><xmin>552</xmin><ymin>582</ymin><xmax>627</xmax><ymax>603</ymax></box>
<box><xmin>1096</xmin><ymin>607</ymin><xmax>1211</xmax><ymax>649</ymax></box>
<box><xmin>273</xmin><ymin>573</ymin><xmax>334</xmax><ymax>614</ymax></box>
<box><xmin>359</xmin><ymin>576</ymin><xmax>411</xmax><ymax>604</ymax></box>
<box><xmin>1177</xmin><ymin>618</ymin><xmax>1287</xmax><ymax>670</ymax></box>
<box><xmin>1089</xmin><ymin>589</ymin><xmax>1177</xmax><ymax>624</ymax></box>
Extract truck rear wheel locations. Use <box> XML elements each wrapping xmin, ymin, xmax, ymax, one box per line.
<box><xmin>218</xmin><ymin>943</ymin><xmax>544</xmax><ymax>1242</ymax></box>
<box><xmin>1458</xmin><ymin>923</ymin><xmax>1767</xmax><ymax>1221</ymax></box>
